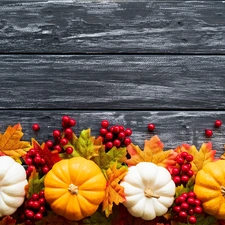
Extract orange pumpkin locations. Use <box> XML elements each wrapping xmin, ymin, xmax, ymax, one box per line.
<box><xmin>44</xmin><ymin>157</ymin><xmax>106</xmax><ymax>221</ymax></box>
<box><xmin>194</xmin><ymin>160</ymin><xmax>225</xmax><ymax>219</ymax></box>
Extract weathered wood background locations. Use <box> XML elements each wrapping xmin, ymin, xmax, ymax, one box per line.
<box><xmin>1</xmin><ymin>0</ymin><xmax>225</xmax><ymax>156</ymax></box>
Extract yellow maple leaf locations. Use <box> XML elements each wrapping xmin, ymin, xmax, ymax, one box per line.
<box><xmin>126</xmin><ymin>135</ymin><xmax>178</xmax><ymax>168</ymax></box>
<box><xmin>102</xmin><ymin>163</ymin><xmax>127</xmax><ymax>217</ymax></box>
<box><xmin>0</xmin><ymin>123</ymin><xmax>31</xmax><ymax>163</ymax></box>
<box><xmin>175</xmin><ymin>142</ymin><xmax>216</xmax><ymax>174</ymax></box>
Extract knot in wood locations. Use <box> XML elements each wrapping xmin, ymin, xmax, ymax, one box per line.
<box><xmin>144</xmin><ymin>188</ymin><xmax>160</xmax><ymax>199</ymax></box>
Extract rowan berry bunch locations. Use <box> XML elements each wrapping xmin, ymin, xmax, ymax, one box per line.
<box><xmin>99</xmin><ymin>120</ymin><xmax>132</xmax><ymax>150</ymax></box>
<box><xmin>172</xmin><ymin>191</ymin><xmax>203</xmax><ymax>224</ymax></box>
<box><xmin>170</xmin><ymin>152</ymin><xmax>194</xmax><ymax>186</ymax></box>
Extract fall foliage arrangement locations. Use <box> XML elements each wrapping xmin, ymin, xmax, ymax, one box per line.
<box><xmin>1</xmin><ymin>116</ymin><xmax>225</xmax><ymax>225</ymax></box>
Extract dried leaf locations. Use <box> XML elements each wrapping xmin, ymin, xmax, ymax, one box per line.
<box><xmin>27</xmin><ymin>169</ymin><xmax>45</xmax><ymax>198</ymax></box>
<box><xmin>102</xmin><ymin>163</ymin><xmax>127</xmax><ymax>217</ymax></box>
<box><xmin>0</xmin><ymin>124</ymin><xmax>31</xmax><ymax>163</ymax></box>
<box><xmin>32</xmin><ymin>139</ymin><xmax>61</xmax><ymax>169</ymax></box>
<box><xmin>126</xmin><ymin>135</ymin><xmax>178</xmax><ymax>168</ymax></box>
<box><xmin>92</xmin><ymin>137</ymin><xmax>127</xmax><ymax>170</ymax></box>
<box><xmin>176</xmin><ymin>143</ymin><xmax>216</xmax><ymax>174</ymax></box>
<box><xmin>0</xmin><ymin>216</ymin><xmax>16</xmax><ymax>225</ymax></box>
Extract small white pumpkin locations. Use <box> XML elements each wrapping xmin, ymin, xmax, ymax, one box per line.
<box><xmin>120</xmin><ymin>162</ymin><xmax>175</xmax><ymax>220</ymax></box>
<box><xmin>0</xmin><ymin>156</ymin><xmax>28</xmax><ymax>217</ymax></box>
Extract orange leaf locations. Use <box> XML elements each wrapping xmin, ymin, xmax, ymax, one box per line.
<box><xmin>102</xmin><ymin>163</ymin><xmax>127</xmax><ymax>217</ymax></box>
<box><xmin>126</xmin><ymin>135</ymin><xmax>178</xmax><ymax>168</ymax></box>
<box><xmin>0</xmin><ymin>124</ymin><xmax>31</xmax><ymax>163</ymax></box>
<box><xmin>175</xmin><ymin>142</ymin><xmax>216</xmax><ymax>174</ymax></box>
<box><xmin>0</xmin><ymin>216</ymin><xmax>16</xmax><ymax>225</ymax></box>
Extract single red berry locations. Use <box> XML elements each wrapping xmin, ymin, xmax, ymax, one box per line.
<box><xmin>180</xmin><ymin>152</ymin><xmax>188</xmax><ymax>159</ymax></box>
<box><xmin>25</xmin><ymin>209</ymin><xmax>35</xmax><ymax>218</ymax></box>
<box><xmin>42</xmin><ymin>165</ymin><xmax>49</xmax><ymax>174</ymax></box>
<box><xmin>188</xmin><ymin>191</ymin><xmax>196</xmax><ymax>199</ymax></box>
<box><xmin>106</xmin><ymin>141</ymin><xmax>113</xmax><ymax>149</ymax></box>
<box><xmin>173</xmin><ymin>176</ymin><xmax>181</xmax><ymax>185</ymax></box>
<box><xmin>66</xmin><ymin>146</ymin><xmax>73</xmax><ymax>154</ymax></box>
<box><xmin>53</xmin><ymin>130</ymin><xmax>61</xmax><ymax>139</ymax></box>
<box><xmin>179</xmin><ymin>211</ymin><xmax>187</xmax><ymax>218</ymax></box>
<box><xmin>148</xmin><ymin>123</ymin><xmax>155</xmax><ymax>131</ymax></box>
<box><xmin>215</xmin><ymin>119</ymin><xmax>222</xmax><ymax>128</ymax></box>
<box><xmin>188</xmin><ymin>215</ymin><xmax>197</xmax><ymax>224</ymax></box>
<box><xmin>181</xmin><ymin>192</ymin><xmax>188</xmax><ymax>200</ymax></box>
<box><xmin>32</xmin><ymin>123</ymin><xmax>40</xmax><ymax>131</ymax></box>
<box><xmin>123</xmin><ymin>137</ymin><xmax>132</xmax><ymax>146</ymax></box>
<box><xmin>65</xmin><ymin>128</ymin><xmax>73</xmax><ymax>139</ymax></box>
<box><xmin>100</xmin><ymin>128</ymin><xmax>107</xmax><ymax>136</ymax></box>
<box><xmin>106</xmin><ymin>132</ymin><xmax>113</xmax><ymax>140</ymax></box>
<box><xmin>187</xmin><ymin>197</ymin><xmax>195</xmax><ymax>206</ymax></box>
<box><xmin>101</xmin><ymin>120</ymin><xmax>109</xmax><ymax>128</ymax></box>
<box><xmin>205</xmin><ymin>129</ymin><xmax>213</xmax><ymax>137</ymax></box>
<box><xmin>62</xmin><ymin>115</ymin><xmax>70</xmax><ymax>125</ymax></box>
<box><xmin>187</xmin><ymin>170</ymin><xmax>194</xmax><ymax>177</ymax></box>
<box><xmin>180</xmin><ymin>202</ymin><xmax>189</xmax><ymax>210</ymax></box>
<box><xmin>173</xmin><ymin>205</ymin><xmax>181</xmax><ymax>213</ymax></box>
<box><xmin>113</xmin><ymin>139</ymin><xmax>121</xmax><ymax>147</ymax></box>
<box><xmin>176</xmin><ymin>157</ymin><xmax>185</xmax><ymax>165</ymax></box>
<box><xmin>186</xmin><ymin>154</ymin><xmax>193</xmax><ymax>162</ymax></box>
<box><xmin>34</xmin><ymin>212</ymin><xmax>43</xmax><ymax>221</ymax></box>
<box><xmin>181</xmin><ymin>175</ymin><xmax>189</xmax><ymax>184</ymax></box>
<box><xmin>39</xmin><ymin>190</ymin><xmax>44</xmax><ymax>197</ymax></box>
<box><xmin>125</xmin><ymin>128</ymin><xmax>132</xmax><ymax>136</ymax></box>
<box><xmin>27</xmin><ymin>165</ymin><xmax>35</xmax><ymax>173</ymax></box>
<box><xmin>27</xmin><ymin>200</ymin><xmax>34</xmax><ymax>209</ymax></box>
<box><xmin>113</xmin><ymin>126</ymin><xmax>120</xmax><ymax>133</ymax></box>
<box><xmin>172</xmin><ymin>167</ymin><xmax>180</xmax><ymax>175</ymax></box>
<box><xmin>119</xmin><ymin>125</ymin><xmax>125</xmax><ymax>132</ymax></box>
<box><xmin>45</xmin><ymin>140</ymin><xmax>54</xmax><ymax>149</ymax></box>
<box><xmin>24</xmin><ymin>219</ymin><xmax>34</xmax><ymax>225</ymax></box>
<box><xmin>69</xmin><ymin>119</ymin><xmax>76</xmax><ymax>127</ymax></box>
<box><xmin>60</xmin><ymin>138</ymin><xmax>68</xmax><ymax>146</ymax></box>
<box><xmin>194</xmin><ymin>199</ymin><xmax>201</xmax><ymax>206</ymax></box>
<box><xmin>28</xmin><ymin>148</ymin><xmax>36</xmax><ymax>157</ymax></box>
<box><xmin>40</xmin><ymin>158</ymin><xmax>46</xmax><ymax>165</ymax></box>
<box><xmin>109</xmin><ymin>126</ymin><xmax>114</xmax><ymax>133</ymax></box>
<box><xmin>32</xmin><ymin>193</ymin><xmax>39</xmax><ymax>200</ymax></box>
<box><xmin>39</xmin><ymin>197</ymin><xmax>46</xmax><ymax>206</ymax></box>
<box><xmin>194</xmin><ymin>206</ymin><xmax>203</xmax><ymax>214</ymax></box>
<box><xmin>32</xmin><ymin>201</ymin><xmax>40</xmax><ymax>209</ymax></box>
<box><xmin>25</xmin><ymin>158</ymin><xmax>33</xmax><ymax>165</ymax></box>
<box><xmin>187</xmin><ymin>208</ymin><xmax>194</xmax><ymax>215</ymax></box>
<box><xmin>34</xmin><ymin>156</ymin><xmax>42</xmax><ymax>165</ymax></box>
<box><xmin>54</xmin><ymin>145</ymin><xmax>62</xmax><ymax>153</ymax></box>
<box><xmin>181</xmin><ymin>164</ymin><xmax>190</xmax><ymax>173</ymax></box>
<box><xmin>39</xmin><ymin>206</ymin><xmax>46</xmax><ymax>214</ymax></box>
<box><xmin>118</xmin><ymin>131</ymin><xmax>126</xmax><ymax>140</ymax></box>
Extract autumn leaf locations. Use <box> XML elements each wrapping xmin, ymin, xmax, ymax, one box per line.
<box><xmin>26</xmin><ymin>169</ymin><xmax>45</xmax><ymax>198</ymax></box>
<box><xmin>126</xmin><ymin>135</ymin><xmax>178</xmax><ymax>168</ymax></box>
<box><xmin>175</xmin><ymin>142</ymin><xmax>216</xmax><ymax>174</ymax></box>
<box><xmin>102</xmin><ymin>163</ymin><xmax>128</xmax><ymax>217</ymax></box>
<box><xmin>61</xmin><ymin>129</ymin><xmax>101</xmax><ymax>160</ymax></box>
<box><xmin>81</xmin><ymin>210</ymin><xmax>111</xmax><ymax>225</ymax></box>
<box><xmin>36</xmin><ymin>211</ymin><xmax>79</xmax><ymax>225</ymax></box>
<box><xmin>0</xmin><ymin>123</ymin><xmax>31</xmax><ymax>163</ymax></box>
<box><xmin>32</xmin><ymin>139</ymin><xmax>61</xmax><ymax>169</ymax></box>
<box><xmin>0</xmin><ymin>216</ymin><xmax>16</xmax><ymax>225</ymax></box>
<box><xmin>92</xmin><ymin>136</ymin><xmax>127</xmax><ymax>170</ymax></box>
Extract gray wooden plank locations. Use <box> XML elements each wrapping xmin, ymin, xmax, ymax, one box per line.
<box><xmin>1</xmin><ymin>110</ymin><xmax>225</xmax><ymax>157</ymax></box>
<box><xmin>0</xmin><ymin>55</ymin><xmax>225</xmax><ymax>109</ymax></box>
<box><xmin>0</xmin><ymin>1</ymin><xmax>225</xmax><ymax>53</ymax></box>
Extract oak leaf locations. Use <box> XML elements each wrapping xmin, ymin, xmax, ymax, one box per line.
<box><xmin>0</xmin><ymin>124</ymin><xmax>31</xmax><ymax>163</ymax></box>
<box><xmin>92</xmin><ymin>137</ymin><xmax>127</xmax><ymax>170</ymax></box>
<box><xmin>102</xmin><ymin>163</ymin><xmax>127</xmax><ymax>217</ymax></box>
<box><xmin>126</xmin><ymin>135</ymin><xmax>178</xmax><ymax>168</ymax></box>
<box><xmin>175</xmin><ymin>142</ymin><xmax>216</xmax><ymax>174</ymax></box>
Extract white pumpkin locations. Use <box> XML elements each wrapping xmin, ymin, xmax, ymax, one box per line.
<box><xmin>120</xmin><ymin>162</ymin><xmax>175</xmax><ymax>220</ymax></box>
<box><xmin>0</xmin><ymin>156</ymin><xmax>28</xmax><ymax>217</ymax></box>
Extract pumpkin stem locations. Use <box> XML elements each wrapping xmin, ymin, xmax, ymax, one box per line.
<box><xmin>68</xmin><ymin>183</ymin><xmax>78</xmax><ymax>195</ymax></box>
<box><xmin>144</xmin><ymin>188</ymin><xmax>160</xmax><ymax>199</ymax></box>
<box><xmin>221</xmin><ymin>186</ymin><xmax>225</xmax><ymax>197</ymax></box>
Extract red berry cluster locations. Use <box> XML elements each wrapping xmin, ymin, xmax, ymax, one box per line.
<box><xmin>172</xmin><ymin>191</ymin><xmax>202</xmax><ymax>224</ymax></box>
<box><xmin>45</xmin><ymin>115</ymin><xmax>76</xmax><ymax>155</ymax></box>
<box><xmin>20</xmin><ymin>190</ymin><xmax>46</xmax><ymax>225</ymax></box>
<box><xmin>170</xmin><ymin>152</ymin><xmax>194</xmax><ymax>186</ymax></box>
<box><xmin>99</xmin><ymin>120</ymin><xmax>132</xmax><ymax>150</ymax></box>
<box><xmin>25</xmin><ymin>148</ymin><xmax>49</xmax><ymax>177</ymax></box>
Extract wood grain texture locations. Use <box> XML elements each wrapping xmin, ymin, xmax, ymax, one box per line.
<box><xmin>1</xmin><ymin>55</ymin><xmax>225</xmax><ymax>109</ymax></box>
<box><xmin>0</xmin><ymin>1</ymin><xmax>225</xmax><ymax>53</ymax></box>
<box><xmin>1</xmin><ymin>110</ymin><xmax>225</xmax><ymax>157</ymax></box>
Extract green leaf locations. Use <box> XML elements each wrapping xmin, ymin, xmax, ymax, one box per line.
<box><xmin>92</xmin><ymin>145</ymin><xmax>127</xmax><ymax>170</ymax></box>
<box><xmin>194</xmin><ymin>214</ymin><xmax>218</xmax><ymax>225</ymax></box>
<box><xmin>27</xmin><ymin>169</ymin><xmax>45</xmax><ymax>198</ymax></box>
<box><xmin>81</xmin><ymin>210</ymin><xmax>111</xmax><ymax>225</ymax></box>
